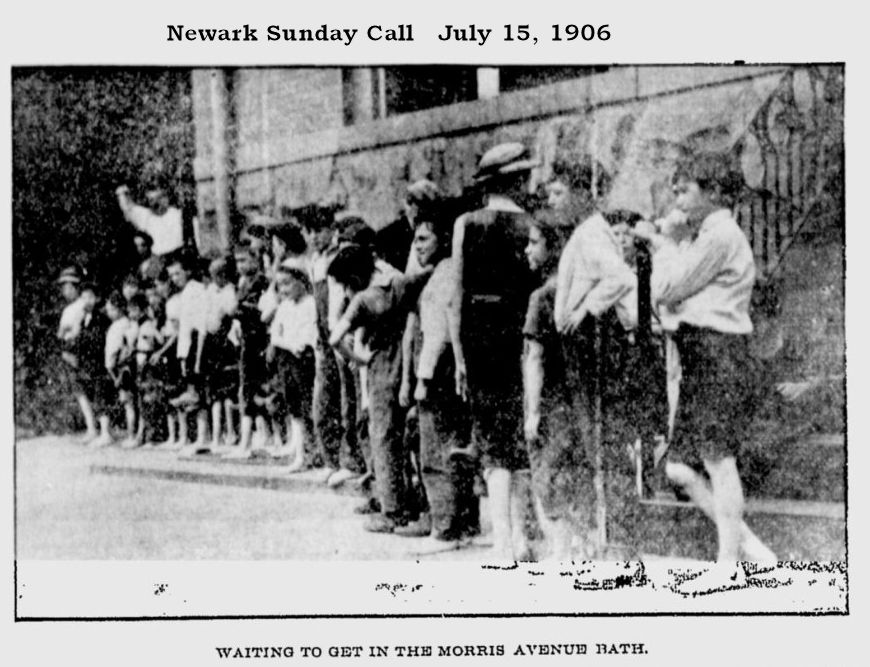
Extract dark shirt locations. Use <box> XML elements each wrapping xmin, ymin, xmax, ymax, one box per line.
<box><xmin>236</xmin><ymin>272</ymin><xmax>269</xmax><ymax>349</ymax></box>
<box><xmin>343</xmin><ymin>271</ymin><xmax>430</xmax><ymax>353</ymax></box>
<box><xmin>459</xmin><ymin>206</ymin><xmax>537</xmax><ymax>344</ymax></box>
<box><xmin>523</xmin><ymin>282</ymin><xmax>569</xmax><ymax>408</ymax></box>
<box><xmin>312</xmin><ymin>279</ymin><xmax>332</xmax><ymax>348</ymax></box>
<box><xmin>77</xmin><ymin>311</ymin><xmax>109</xmax><ymax>375</ymax></box>
<box><xmin>138</xmin><ymin>254</ymin><xmax>165</xmax><ymax>283</ymax></box>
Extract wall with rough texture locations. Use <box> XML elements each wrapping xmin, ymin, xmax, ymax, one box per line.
<box><xmin>191</xmin><ymin>66</ymin><xmax>845</xmax><ymax>432</ymax></box>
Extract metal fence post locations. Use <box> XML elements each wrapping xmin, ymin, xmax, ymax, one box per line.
<box><xmin>592</xmin><ymin>318</ymin><xmax>608</xmax><ymax>556</ymax></box>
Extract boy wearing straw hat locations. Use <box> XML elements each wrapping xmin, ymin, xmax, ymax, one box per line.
<box><xmin>57</xmin><ymin>266</ymin><xmax>100</xmax><ymax>442</ymax></box>
<box><xmin>450</xmin><ymin>142</ymin><xmax>540</xmax><ymax>560</ymax></box>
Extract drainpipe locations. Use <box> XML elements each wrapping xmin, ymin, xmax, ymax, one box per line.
<box><xmin>210</xmin><ymin>68</ymin><xmax>234</xmax><ymax>250</ymax></box>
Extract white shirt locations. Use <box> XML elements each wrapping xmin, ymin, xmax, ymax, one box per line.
<box><xmin>136</xmin><ymin>318</ymin><xmax>161</xmax><ymax>365</ymax></box>
<box><xmin>58</xmin><ymin>296</ymin><xmax>88</xmax><ymax>341</ymax></box>
<box><xmin>652</xmin><ymin>208</ymin><xmax>755</xmax><ymax>334</ymax></box>
<box><xmin>176</xmin><ymin>280</ymin><xmax>208</xmax><ymax>358</ymax></box>
<box><xmin>309</xmin><ymin>252</ymin><xmax>330</xmax><ymax>284</ymax></box>
<box><xmin>258</xmin><ymin>283</ymin><xmax>279</xmax><ymax>324</ymax></box>
<box><xmin>204</xmin><ymin>283</ymin><xmax>237</xmax><ymax>334</ymax></box>
<box><xmin>128</xmin><ymin>204</ymin><xmax>184</xmax><ymax>256</ymax></box>
<box><xmin>554</xmin><ymin>212</ymin><xmax>637</xmax><ymax>330</ymax></box>
<box><xmin>163</xmin><ymin>293</ymin><xmax>182</xmax><ymax>338</ymax></box>
<box><xmin>417</xmin><ymin>258</ymin><xmax>456</xmax><ymax>380</ymax></box>
<box><xmin>105</xmin><ymin>317</ymin><xmax>133</xmax><ymax>370</ymax></box>
<box><xmin>270</xmin><ymin>295</ymin><xmax>317</xmax><ymax>354</ymax></box>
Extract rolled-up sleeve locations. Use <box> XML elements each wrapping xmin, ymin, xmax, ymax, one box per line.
<box><xmin>556</xmin><ymin>220</ymin><xmax>636</xmax><ymax>323</ymax></box>
<box><xmin>582</xmin><ymin>233</ymin><xmax>637</xmax><ymax>319</ymax></box>
<box><xmin>554</xmin><ymin>229</ymin><xmax>581</xmax><ymax>327</ymax></box>
<box><xmin>652</xmin><ymin>228</ymin><xmax>729</xmax><ymax>307</ymax></box>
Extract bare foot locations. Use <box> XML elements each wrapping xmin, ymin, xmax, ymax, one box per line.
<box><xmin>282</xmin><ymin>458</ymin><xmax>307</xmax><ymax>474</ymax></box>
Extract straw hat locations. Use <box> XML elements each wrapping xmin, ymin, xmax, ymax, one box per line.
<box><xmin>57</xmin><ymin>265</ymin><xmax>83</xmax><ymax>285</ymax></box>
<box><xmin>473</xmin><ymin>142</ymin><xmax>540</xmax><ymax>183</ymax></box>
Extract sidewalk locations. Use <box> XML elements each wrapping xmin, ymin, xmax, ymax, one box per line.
<box><xmin>14</xmin><ymin>435</ymin><xmax>848</xmax><ymax>615</ymax></box>
<box><xmin>15</xmin><ymin>434</ymin><xmax>492</xmax><ymax>561</ymax></box>
<box><xmin>15</xmin><ymin>433</ymin><xmax>846</xmax><ymax>561</ymax></box>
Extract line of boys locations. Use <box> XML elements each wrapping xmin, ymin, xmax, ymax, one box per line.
<box><xmin>58</xmin><ymin>142</ymin><xmax>776</xmax><ymax>575</ymax></box>
<box><xmin>58</xmin><ymin>212</ymin><xmax>369</xmax><ymax>485</ymax></box>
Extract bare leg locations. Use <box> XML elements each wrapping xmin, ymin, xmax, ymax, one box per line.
<box><xmin>177</xmin><ymin>410</ymin><xmax>188</xmax><ymax>446</ymax></box>
<box><xmin>162</xmin><ymin>413</ymin><xmax>177</xmax><ymax>446</ymax></box>
<box><xmin>224</xmin><ymin>399</ymin><xmax>237</xmax><ymax>444</ymax></box>
<box><xmin>211</xmin><ymin>402</ymin><xmax>222</xmax><ymax>448</ymax></box>
<box><xmin>135</xmin><ymin>413</ymin><xmax>145</xmax><ymax>445</ymax></box>
<box><xmin>666</xmin><ymin>460</ymin><xmax>774</xmax><ymax>562</ymax></box>
<box><xmin>665</xmin><ymin>461</ymin><xmax>717</xmax><ymax>515</ymax></box>
<box><xmin>533</xmin><ymin>496</ymin><xmax>573</xmax><ymax>561</ymax></box>
<box><xmin>90</xmin><ymin>415</ymin><xmax>113</xmax><ymax>447</ymax></box>
<box><xmin>509</xmin><ymin>472</ymin><xmax>532</xmax><ymax>560</ymax></box>
<box><xmin>124</xmin><ymin>402</ymin><xmax>136</xmax><ymax>439</ymax></box>
<box><xmin>195</xmin><ymin>409</ymin><xmax>209</xmax><ymax>447</ymax></box>
<box><xmin>484</xmin><ymin>467</ymin><xmax>513</xmax><ymax>559</ymax></box>
<box><xmin>221</xmin><ymin>413</ymin><xmax>254</xmax><ymax>459</ymax></box>
<box><xmin>283</xmin><ymin>415</ymin><xmax>294</xmax><ymax>453</ymax></box>
<box><xmin>119</xmin><ymin>396</ymin><xmax>136</xmax><ymax>446</ymax></box>
<box><xmin>270</xmin><ymin>417</ymin><xmax>283</xmax><ymax>450</ymax></box>
<box><xmin>76</xmin><ymin>394</ymin><xmax>97</xmax><ymax>437</ymax></box>
<box><xmin>704</xmin><ymin>457</ymin><xmax>744</xmax><ymax>562</ymax></box>
<box><xmin>284</xmin><ymin>417</ymin><xmax>306</xmax><ymax>472</ymax></box>
<box><xmin>239</xmin><ymin>415</ymin><xmax>253</xmax><ymax>450</ymax></box>
<box><xmin>253</xmin><ymin>415</ymin><xmax>271</xmax><ymax>450</ymax></box>
<box><xmin>738</xmin><ymin>525</ymin><xmax>777</xmax><ymax>563</ymax></box>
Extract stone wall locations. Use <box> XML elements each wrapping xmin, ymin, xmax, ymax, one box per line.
<box><xmin>191</xmin><ymin>65</ymin><xmax>810</xmax><ymax>229</ymax></box>
<box><xmin>190</xmin><ymin>65</ymin><xmax>845</xmax><ymax>414</ymax></box>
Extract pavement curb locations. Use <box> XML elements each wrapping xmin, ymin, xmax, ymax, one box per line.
<box><xmin>90</xmin><ymin>458</ymin><xmax>367</xmax><ymax>497</ymax></box>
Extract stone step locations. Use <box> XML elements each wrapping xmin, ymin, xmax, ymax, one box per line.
<box><xmin>90</xmin><ymin>448</ymin><xmax>366</xmax><ymax>497</ymax></box>
<box><xmin>641</xmin><ymin>493</ymin><xmax>844</xmax><ymax>520</ymax></box>
<box><xmin>611</xmin><ymin>494</ymin><xmax>845</xmax><ymax>562</ymax></box>
<box><xmin>741</xmin><ymin>431</ymin><xmax>844</xmax><ymax>502</ymax></box>
<box><xmin>92</xmin><ymin>446</ymin><xmax>845</xmax><ymax>562</ymax></box>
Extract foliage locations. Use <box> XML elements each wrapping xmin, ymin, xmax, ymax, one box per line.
<box><xmin>13</xmin><ymin>68</ymin><xmax>195</xmax><ymax>433</ymax></box>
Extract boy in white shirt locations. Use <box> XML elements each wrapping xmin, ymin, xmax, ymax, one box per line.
<box><xmin>166</xmin><ymin>255</ymin><xmax>210</xmax><ymax>455</ymax></box>
<box><xmin>633</xmin><ymin>151</ymin><xmax>776</xmax><ymax>589</ymax></box>
<box><xmin>152</xmin><ymin>271</ymin><xmax>186</xmax><ymax>449</ymax></box>
<box><xmin>137</xmin><ymin>283</ymin><xmax>167</xmax><ymax>446</ymax></box>
<box><xmin>57</xmin><ymin>266</ymin><xmax>99</xmax><ymax>441</ymax></box>
<box><xmin>104</xmin><ymin>292</ymin><xmax>136</xmax><ymax>447</ymax></box>
<box><xmin>202</xmin><ymin>256</ymin><xmax>239</xmax><ymax>451</ymax></box>
<box><xmin>268</xmin><ymin>260</ymin><xmax>318</xmax><ymax>472</ymax></box>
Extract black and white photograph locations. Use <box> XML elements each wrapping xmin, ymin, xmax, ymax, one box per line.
<box><xmin>12</xmin><ymin>63</ymin><xmax>847</xmax><ymax>617</ymax></box>
<box><xmin>4</xmin><ymin>2</ymin><xmax>866</xmax><ymax>664</ymax></box>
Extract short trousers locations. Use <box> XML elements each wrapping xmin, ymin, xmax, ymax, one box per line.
<box><xmin>669</xmin><ymin>324</ymin><xmax>759</xmax><ymax>465</ymax></box>
<box><xmin>527</xmin><ymin>402</ymin><xmax>596</xmax><ymax>523</ymax></box>
<box><xmin>237</xmin><ymin>334</ymin><xmax>267</xmax><ymax>416</ymax></box>
<box><xmin>200</xmin><ymin>332</ymin><xmax>238</xmax><ymax>404</ymax></box>
<box><xmin>462</xmin><ymin>307</ymin><xmax>528</xmax><ymax>471</ymax></box>
<box><xmin>274</xmin><ymin>346</ymin><xmax>315</xmax><ymax>420</ymax></box>
<box><xmin>64</xmin><ymin>360</ymin><xmax>111</xmax><ymax>413</ymax></box>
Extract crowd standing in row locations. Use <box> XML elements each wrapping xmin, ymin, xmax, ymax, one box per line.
<box><xmin>56</xmin><ymin>143</ymin><xmax>777</xmax><ymax>574</ymax></box>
